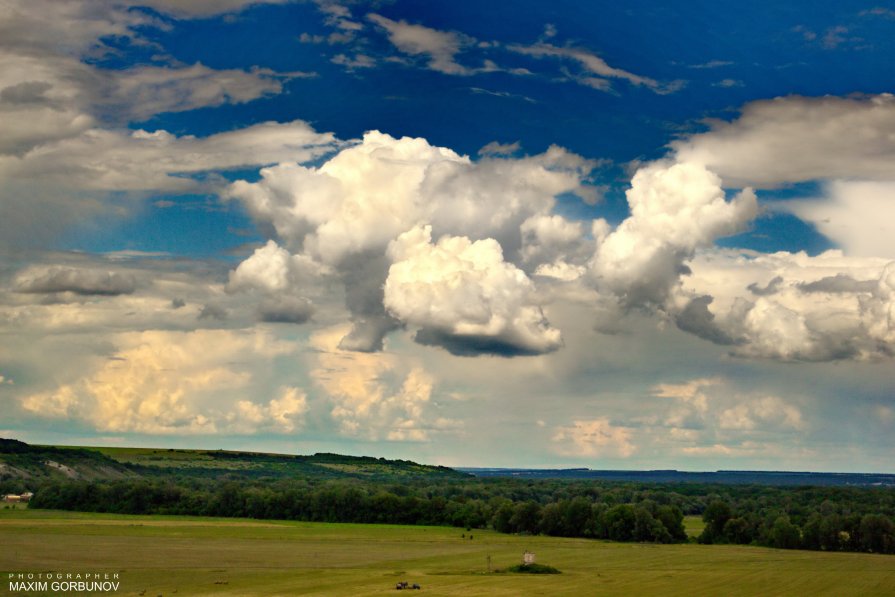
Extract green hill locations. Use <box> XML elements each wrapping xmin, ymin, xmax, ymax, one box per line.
<box><xmin>0</xmin><ymin>438</ymin><xmax>467</xmax><ymax>485</ymax></box>
<box><xmin>0</xmin><ymin>438</ymin><xmax>135</xmax><ymax>483</ymax></box>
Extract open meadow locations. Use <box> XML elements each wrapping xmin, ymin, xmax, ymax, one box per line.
<box><xmin>1</xmin><ymin>509</ymin><xmax>893</xmax><ymax>596</ymax></box>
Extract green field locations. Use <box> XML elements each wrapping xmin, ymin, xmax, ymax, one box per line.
<box><xmin>683</xmin><ymin>515</ymin><xmax>704</xmax><ymax>538</ymax></box>
<box><xmin>1</xmin><ymin>509</ymin><xmax>893</xmax><ymax>596</ymax></box>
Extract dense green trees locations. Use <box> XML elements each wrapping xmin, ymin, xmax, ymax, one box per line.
<box><xmin>23</xmin><ymin>475</ymin><xmax>895</xmax><ymax>554</ymax></box>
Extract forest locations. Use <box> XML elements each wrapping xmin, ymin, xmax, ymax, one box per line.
<box><xmin>17</xmin><ymin>474</ymin><xmax>895</xmax><ymax>554</ymax></box>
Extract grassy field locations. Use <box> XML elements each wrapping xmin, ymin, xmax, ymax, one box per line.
<box><xmin>683</xmin><ymin>515</ymin><xmax>704</xmax><ymax>538</ymax></box>
<box><xmin>1</xmin><ymin>509</ymin><xmax>893</xmax><ymax>596</ymax></box>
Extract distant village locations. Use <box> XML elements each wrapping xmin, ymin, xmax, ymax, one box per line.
<box><xmin>3</xmin><ymin>491</ymin><xmax>32</xmax><ymax>503</ymax></box>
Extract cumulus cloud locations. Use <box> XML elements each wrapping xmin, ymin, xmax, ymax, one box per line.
<box><xmin>230</xmin><ymin>131</ymin><xmax>592</xmax><ymax>264</ymax></box>
<box><xmin>14</xmin><ymin>266</ymin><xmax>137</xmax><ymax>296</ymax></box>
<box><xmin>677</xmin><ymin>249</ymin><xmax>895</xmax><ymax>360</ymax></box>
<box><xmin>718</xmin><ymin>396</ymin><xmax>804</xmax><ymax>431</ymax></box>
<box><xmin>596</xmin><ymin>93</ymin><xmax>895</xmax><ymax>361</ymax></box>
<box><xmin>520</xmin><ymin>214</ymin><xmax>589</xmax><ymax>271</ymax></box>
<box><xmin>20</xmin><ymin>329</ymin><xmax>299</xmax><ymax>434</ymax></box>
<box><xmin>233</xmin><ymin>387</ymin><xmax>308</xmax><ymax>433</ymax></box>
<box><xmin>309</xmin><ymin>324</ymin><xmax>458</xmax><ymax>440</ymax></box>
<box><xmin>230</xmin><ymin>131</ymin><xmax>468</xmax><ymax>264</ymax></box>
<box><xmin>592</xmin><ymin>161</ymin><xmax>757</xmax><ymax>307</ymax></box>
<box><xmin>385</xmin><ymin>226</ymin><xmax>562</xmax><ymax>356</ymax></box>
<box><xmin>646</xmin><ymin>377</ymin><xmax>807</xmax><ymax>457</ymax></box>
<box><xmin>673</xmin><ymin>296</ymin><xmax>737</xmax><ymax>346</ymax></box>
<box><xmin>551</xmin><ymin>418</ymin><xmax>636</xmax><ymax>458</ymax></box>
<box><xmin>672</xmin><ymin>94</ymin><xmax>895</xmax><ymax>188</ymax></box>
<box><xmin>229</xmin><ymin>131</ymin><xmax>593</xmax><ymax>352</ymax></box>
<box><xmin>227</xmin><ymin>240</ymin><xmax>323</xmax><ymax>294</ymax></box>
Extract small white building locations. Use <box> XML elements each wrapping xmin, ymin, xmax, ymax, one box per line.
<box><xmin>523</xmin><ymin>551</ymin><xmax>536</xmax><ymax>565</ymax></box>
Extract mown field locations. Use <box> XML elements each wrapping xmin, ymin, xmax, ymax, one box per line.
<box><xmin>1</xmin><ymin>509</ymin><xmax>893</xmax><ymax>596</ymax></box>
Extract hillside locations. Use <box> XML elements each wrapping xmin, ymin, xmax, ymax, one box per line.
<box><xmin>0</xmin><ymin>438</ymin><xmax>467</xmax><ymax>485</ymax></box>
<box><xmin>0</xmin><ymin>438</ymin><xmax>135</xmax><ymax>483</ymax></box>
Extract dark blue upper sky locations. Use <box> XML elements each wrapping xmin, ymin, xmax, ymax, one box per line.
<box><xmin>65</xmin><ymin>0</ymin><xmax>893</xmax><ymax>258</ymax></box>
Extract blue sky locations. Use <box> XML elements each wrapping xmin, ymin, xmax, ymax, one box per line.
<box><xmin>1</xmin><ymin>0</ymin><xmax>894</xmax><ymax>471</ymax></box>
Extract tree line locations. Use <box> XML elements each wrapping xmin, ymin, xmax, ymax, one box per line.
<box><xmin>20</xmin><ymin>476</ymin><xmax>895</xmax><ymax>554</ymax></box>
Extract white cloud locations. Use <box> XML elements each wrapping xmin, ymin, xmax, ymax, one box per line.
<box><xmin>676</xmin><ymin>249</ymin><xmax>895</xmax><ymax>360</ymax></box>
<box><xmin>4</xmin><ymin>120</ymin><xmax>336</xmax><ymax>192</ymax></box>
<box><xmin>508</xmin><ymin>42</ymin><xmax>682</xmax><ymax>94</ymax></box>
<box><xmin>479</xmin><ymin>141</ymin><xmax>521</xmax><ymax>157</ymax></box>
<box><xmin>331</xmin><ymin>53</ymin><xmax>376</xmax><ymax>69</ymax></box>
<box><xmin>234</xmin><ymin>386</ymin><xmax>308</xmax><ymax>433</ymax></box>
<box><xmin>719</xmin><ymin>396</ymin><xmax>804</xmax><ymax>431</ymax></box>
<box><xmin>0</xmin><ymin>1</ymin><xmax>153</xmax><ymax>58</ymax></box>
<box><xmin>230</xmin><ymin>131</ymin><xmax>467</xmax><ymax>264</ymax></box>
<box><xmin>652</xmin><ymin>377</ymin><xmax>720</xmax><ymax>429</ymax></box>
<box><xmin>780</xmin><ymin>180</ymin><xmax>895</xmax><ymax>259</ymax></box>
<box><xmin>227</xmin><ymin>240</ymin><xmax>324</xmax><ymax>294</ymax></box>
<box><xmin>0</xmin><ymin>1</ymin><xmax>334</xmax><ymax>249</ymax></box>
<box><xmin>137</xmin><ymin>0</ymin><xmax>293</xmax><ymax>18</ymax></box>
<box><xmin>0</xmin><ymin>253</ymin><xmax>259</xmax><ymax>336</ymax></box>
<box><xmin>232</xmin><ymin>132</ymin><xmax>592</xmax><ymax>264</ymax></box>
<box><xmin>672</xmin><ymin>94</ymin><xmax>895</xmax><ymax>188</ymax></box>
<box><xmin>712</xmin><ymin>78</ymin><xmax>744</xmax><ymax>88</ymax></box>
<box><xmin>644</xmin><ymin>377</ymin><xmax>808</xmax><ymax>460</ymax></box>
<box><xmin>653</xmin><ymin>377</ymin><xmax>719</xmax><ymax>411</ymax></box>
<box><xmin>520</xmin><ymin>214</ymin><xmax>588</xmax><ymax>270</ymax></box>
<box><xmin>592</xmin><ymin>161</ymin><xmax>757</xmax><ymax>307</ymax></box>
<box><xmin>551</xmin><ymin>418</ymin><xmax>636</xmax><ymax>458</ymax></box>
<box><xmin>0</xmin><ymin>120</ymin><xmax>336</xmax><ymax>248</ymax></box>
<box><xmin>107</xmin><ymin>63</ymin><xmax>289</xmax><ymax>120</ymax></box>
<box><xmin>14</xmin><ymin>266</ymin><xmax>137</xmax><ymax>296</ymax></box>
<box><xmin>368</xmin><ymin>14</ymin><xmax>474</xmax><ymax>75</ymax></box>
<box><xmin>309</xmin><ymin>324</ymin><xmax>457</xmax><ymax>440</ymax></box>
<box><xmin>0</xmin><ymin>3</ymin><xmax>294</xmax><ymax>155</ymax></box>
<box><xmin>20</xmin><ymin>329</ymin><xmax>299</xmax><ymax>434</ymax></box>
<box><xmin>229</xmin><ymin>131</ymin><xmax>592</xmax><ymax>353</ymax></box>
<box><xmin>384</xmin><ymin>226</ymin><xmax>562</xmax><ymax>356</ymax></box>
<box><xmin>266</xmin><ymin>387</ymin><xmax>309</xmax><ymax>432</ymax></box>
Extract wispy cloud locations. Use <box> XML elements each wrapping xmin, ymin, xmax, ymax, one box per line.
<box><xmin>508</xmin><ymin>42</ymin><xmax>684</xmax><ymax>94</ymax></box>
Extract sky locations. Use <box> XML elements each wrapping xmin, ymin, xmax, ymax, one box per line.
<box><xmin>1</xmin><ymin>0</ymin><xmax>894</xmax><ymax>472</ymax></box>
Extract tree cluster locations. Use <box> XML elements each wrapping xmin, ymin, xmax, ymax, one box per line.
<box><xmin>699</xmin><ymin>498</ymin><xmax>895</xmax><ymax>553</ymax></box>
